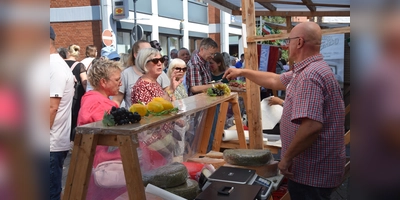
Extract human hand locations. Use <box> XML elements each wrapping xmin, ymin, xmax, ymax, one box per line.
<box><xmin>223</xmin><ymin>68</ymin><xmax>242</xmax><ymax>81</ymax></box>
<box><xmin>268</xmin><ymin>96</ymin><xmax>284</xmax><ymax>106</ymax></box>
<box><xmin>278</xmin><ymin>157</ymin><xmax>294</xmax><ymax>179</ymax></box>
<box><xmin>170</xmin><ymin>71</ymin><xmax>183</xmax><ymax>90</ymax></box>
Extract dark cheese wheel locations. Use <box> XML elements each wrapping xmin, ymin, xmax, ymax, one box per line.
<box><xmin>223</xmin><ymin>149</ymin><xmax>273</xmax><ymax>166</ymax></box>
<box><xmin>165</xmin><ymin>179</ymin><xmax>199</xmax><ymax>200</ymax></box>
<box><xmin>142</xmin><ymin>162</ymin><xmax>188</xmax><ymax>188</ymax></box>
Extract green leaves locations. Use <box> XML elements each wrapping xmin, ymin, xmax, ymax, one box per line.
<box><xmin>102</xmin><ymin>111</ymin><xmax>115</xmax><ymax>126</ymax></box>
<box><xmin>148</xmin><ymin>107</ymin><xmax>179</xmax><ymax>116</ymax></box>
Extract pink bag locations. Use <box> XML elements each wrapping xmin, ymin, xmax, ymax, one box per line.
<box><xmin>93</xmin><ymin>160</ymin><xmax>126</xmax><ymax>188</ymax></box>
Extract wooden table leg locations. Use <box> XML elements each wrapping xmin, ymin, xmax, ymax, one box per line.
<box><xmin>230</xmin><ymin>98</ymin><xmax>247</xmax><ymax>149</ymax></box>
<box><xmin>63</xmin><ymin>133</ymin><xmax>98</xmax><ymax>200</ymax></box>
<box><xmin>212</xmin><ymin>102</ymin><xmax>229</xmax><ymax>151</ymax></box>
<box><xmin>118</xmin><ymin>135</ymin><xmax>146</xmax><ymax>200</ymax></box>
<box><xmin>198</xmin><ymin>105</ymin><xmax>217</xmax><ymax>154</ymax></box>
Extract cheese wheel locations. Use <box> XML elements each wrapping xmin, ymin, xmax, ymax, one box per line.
<box><xmin>223</xmin><ymin>149</ymin><xmax>273</xmax><ymax>166</ymax></box>
<box><xmin>142</xmin><ymin>162</ymin><xmax>188</xmax><ymax>188</ymax></box>
<box><xmin>165</xmin><ymin>179</ymin><xmax>199</xmax><ymax>200</ymax></box>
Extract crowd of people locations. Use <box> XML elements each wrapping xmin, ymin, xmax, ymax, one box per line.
<box><xmin>49</xmin><ymin>26</ymin><xmax>245</xmax><ymax>200</ymax></box>
<box><xmin>50</xmin><ymin>21</ymin><xmax>348</xmax><ymax>200</ymax></box>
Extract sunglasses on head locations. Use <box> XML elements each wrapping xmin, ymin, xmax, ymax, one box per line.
<box><xmin>147</xmin><ymin>57</ymin><xmax>165</xmax><ymax>64</ymax></box>
<box><xmin>174</xmin><ymin>67</ymin><xmax>187</xmax><ymax>72</ymax></box>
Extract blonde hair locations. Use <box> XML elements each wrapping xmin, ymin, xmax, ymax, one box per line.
<box><xmin>135</xmin><ymin>48</ymin><xmax>160</xmax><ymax>74</ymax></box>
<box><xmin>119</xmin><ymin>53</ymin><xmax>130</xmax><ymax>69</ymax></box>
<box><xmin>167</xmin><ymin>58</ymin><xmax>186</xmax><ymax>79</ymax></box>
<box><xmin>68</xmin><ymin>44</ymin><xmax>80</xmax><ymax>58</ymax></box>
<box><xmin>88</xmin><ymin>59</ymin><xmax>121</xmax><ymax>89</ymax></box>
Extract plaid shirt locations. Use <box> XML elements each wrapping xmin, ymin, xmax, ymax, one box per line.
<box><xmin>186</xmin><ymin>53</ymin><xmax>212</xmax><ymax>96</ymax></box>
<box><xmin>280</xmin><ymin>54</ymin><xmax>345</xmax><ymax>188</ymax></box>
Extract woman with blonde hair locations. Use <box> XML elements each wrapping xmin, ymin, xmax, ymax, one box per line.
<box><xmin>167</xmin><ymin>58</ymin><xmax>188</xmax><ymax>100</ymax></box>
<box><xmin>118</xmin><ymin>53</ymin><xmax>130</xmax><ymax>70</ymax></box>
<box><xmin>77</xmin><ymin>59</ymin><xmax>125</xmax><ymax>200</ymax></box>
<box><xmin>65</xmin><ymin>44</ymin><xmax>88</xmax><ymax>143</ymax></box>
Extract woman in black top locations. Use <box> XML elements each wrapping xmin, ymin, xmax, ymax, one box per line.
<box><xmin>65</xmin><ymin>44</ymin><xmax>87</xmax><ymax>142</ymax></box>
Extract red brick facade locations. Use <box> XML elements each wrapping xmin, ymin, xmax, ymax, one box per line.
<box><xmin>208</xmin><ymin>5</ymin><xmax>220</xmax><ymax>24</ymax></box>
<box><xmin>51</xmin><ymin>0</ymin><xmax>102</xmax><ymax>61</ymax></box>
<box><xmin>209</xmin><ymin>33</ymin><xmax>221</xmax><ymax>52</ymax></box>
<box><xmin>208</xmin><ymin>5</ymin><xmax>221</xmax><ymax>51</ymax></box>
<box><xmin>51</xmin><ymin>0</ymin><xmax>99</xmax><ymax>8</ymax></box>
<box><xmin>51</xmin><ymin>21</ymin><xmax>103</xmax><ymax>61</ymax></box>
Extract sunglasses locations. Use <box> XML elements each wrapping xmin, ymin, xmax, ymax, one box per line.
<box><xmin>147</xmin><ymin>57</ymin><xmax>165</xmax><ymax>64</ymax></box>
<box><xmin>174</xmin><ymin>67</ymin><xmax>187</xmax><ymax>72</ymax></box>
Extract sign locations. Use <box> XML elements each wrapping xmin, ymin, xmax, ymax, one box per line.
<box><xmin>131</xmin><ymin>25</ymin><xmax>144</xmax><ymax>42</ymax></box>
<box><xmin>112</xmin><ymin>0</ymin><xmax>129</xmax><ymax>20</ymax></box>
<box><xmin>102</xmin><ymin>29</ymin><xmax>114</xmax><ymax>47</ymax></box>
<box><xmin>320</xmin><ymin>34</ymin><xmax>345</xmax><ymax>88</ymax></box>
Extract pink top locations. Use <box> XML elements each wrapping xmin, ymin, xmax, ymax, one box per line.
<box><xmin>78</xmin><ymin>90</ymin><xmax>121</xmax><ymax>168</ymax></box>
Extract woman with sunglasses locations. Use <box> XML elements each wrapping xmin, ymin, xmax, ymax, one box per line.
<box><xmin>166</xmin><ymin>58</ymin><xmax>188</xmax><ymax>100</ymax></box>
<box><xmin>131</xmin><ymin>48</ymin><xmax>182</xmax><ymax>104</ymax></box>
<box><xmin>209</xmin><ymin>52</ymin><xmax>229</xmax><ymax>83</ymax></box>
<box><xmin>131</xmin><ymin>48</ymin><xmax>182</xmax><ymax>170</ymax></box>
<box><xmin>112</xmin><ymin>40</ymin><xmax>171</xmax><ymax>109</ymax></box>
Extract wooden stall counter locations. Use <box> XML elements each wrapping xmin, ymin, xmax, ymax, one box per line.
<box><xmin>63</xmin><ymin>93</ymin><xmax>246</xmax><ymax>200</ymax></box>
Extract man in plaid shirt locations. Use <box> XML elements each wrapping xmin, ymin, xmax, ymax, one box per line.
<box><xmin>224</xmin><ymin>22</ymin><xmax>345</xmax><ymax>199</ymax></box>
<box><xmin>186</xmin><ymin>38</ymin><xmax>218</xmax><ymax>96</ymax></box>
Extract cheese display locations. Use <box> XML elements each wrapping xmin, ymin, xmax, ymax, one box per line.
<box><xmin>223</xmin><ymin>149</ymin><xmax>273</xmax><ymax>166</ymax></box>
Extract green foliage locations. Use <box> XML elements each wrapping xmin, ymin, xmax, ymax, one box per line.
<box><xmin>102</xmin><ymin>111</ymin><xmax>115</xmax><ymax>126</ymax></box>
<box><xmin>256</xmin><ymin>16</ymin><xmax>289</xmax><ymax>61</ymax></box>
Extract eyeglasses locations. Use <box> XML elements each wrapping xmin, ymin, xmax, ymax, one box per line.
<box><xmin>284</xmin><ymin>37</ymin><xmax>302</xmax><ymax>44</ymax></box>
<box><xmin>174</xmin><ymin>67</ymin><xmax>187</xmax><ymax>72</ymax></box>
<box><xmin>147</xmin><ymin>57</ymin><xmax>165</xmax><ymax>64</ymax></box>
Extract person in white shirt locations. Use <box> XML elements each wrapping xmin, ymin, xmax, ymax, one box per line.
<box><xmin>80</xmin><ymin>45</ymin><xmax>97</xmax><ymax>70</ymax></box>
<box><xmin>49</xmin><ymin>26</ymin><xmax>75</xmax><ymax>200</ymax></box>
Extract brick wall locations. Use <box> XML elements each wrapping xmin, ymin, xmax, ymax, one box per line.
<box><xmin>51</xmin><ymin>21</ymin><xmax>103</xmax><ymax>61</ymax></box>
<box><xmin>209</xmin><ymin>33</ymin><xmax>221</xmax><ymax>52</ymax></box>
<box><xmin>51</xmin><ymin>0</ymin><xmax>100</xmax><ymax>8</ymax></box>
<box><xmin>208</xmin><ymin>5</ymin><xmax>220</xmax><ymax>24</ymax></box>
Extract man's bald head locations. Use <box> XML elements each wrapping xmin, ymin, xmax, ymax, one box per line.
<box><xmin>291</xmin><ymin>22</ymin><xmax>322</xmax><ymax>47</ymax></box>
<box><xmin>288</xmin><ymin>22</ymin><xmax>322</xmax><ymax>64</ymax></box>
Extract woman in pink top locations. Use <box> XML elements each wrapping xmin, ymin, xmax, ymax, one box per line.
<box><xmin>77</xmin><ymin>59</ymin><xmax>125</xmax><ymax>200</ymax></box>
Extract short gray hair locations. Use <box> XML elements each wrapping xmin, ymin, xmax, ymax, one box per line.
<box><xmin>135</xmin><ymin>47</ymin><xmax>161</xmax><ymax>74</ymax></box>
<box><xmin>221</xmin><ymin>52</ymin><xmax>230</xmax><ymax>67</ymax></box>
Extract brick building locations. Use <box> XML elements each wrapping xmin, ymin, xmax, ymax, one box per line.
<box><xmin>50</xmin><ymin>0</ymin><xmax>247</xmax><ymax>59</ymax></box>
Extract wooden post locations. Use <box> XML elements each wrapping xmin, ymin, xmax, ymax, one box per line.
<box><xmin>199</xmin><ymin>106</ymin><xmax>218</xmax><ymax>153</ymax></box>
<box><xmin>286</xmin><ymin>16</ymin><xmax>292</xmax><ymax>32</ymax></box>
<box><xmin>118</xmin><ymin>135</ymin><xmax>146</xmax><ymax>200</ymax></box>
<box><xmin>65</xmin><ymin>134</ymin><xmax>98</xmax><ymax>200</ymax></box>
<box><xmin>241</xmin><ymin>0</ymin><xmax>263</xmax><ymax>149</ymax></box>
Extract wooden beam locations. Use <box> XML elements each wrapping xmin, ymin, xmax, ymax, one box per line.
<box><xmin>210</xmin><ymin>0</ymin><xmax>240</xmax><ymax>11</ymax></box>
<box><xmin>241</xmin><ymin>0</ymin><xmax>264</xmax><ymax>149</ymax></box>
<box><xmin>321</xmin><ymin>26</ymin><xmax>351</xmax><ymax>35</ymax></box>
<box><xmin>286</xmin><ymin>16</ymin><xmax>292</xmax><ymax>32</ymax></box>
<box><xmin>255</xmin><ymin>0</ymin><xmax>350</xmax><ymax>8</ymax></box>
<box><xmin>302</xmin><ymin>0</ymin><xmax>316</xmax><ymax>12</ymax></box>
<box><xmin>248</xmin><ymin>26</ymin><xmax>350</xmax><ymax>42</ymax></box>
<box><xmin>258</xmin><ymin>2</ymin><xmax>277</xmax><ymax>11</ymax></box>
<box><xmin>232</xmin><ymin>10</ymin><xmax>350</xmax><ymax>17</ymax></box>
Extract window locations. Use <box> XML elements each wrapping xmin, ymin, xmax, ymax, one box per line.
<box><xmin>116</xmin><ymin>31</ymin><xmax>131</xmax><ymax>53</ymax></box>
<box><xmin>159</xmin><ymin>35</ymin><xmax>181</xmax><ymax>57</ymax></box>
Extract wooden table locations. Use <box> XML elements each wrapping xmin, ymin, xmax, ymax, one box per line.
<box><xmin>63</xmin><ymin>93</ymin><xmax>247</xmax><ymax>200</ymax></box>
